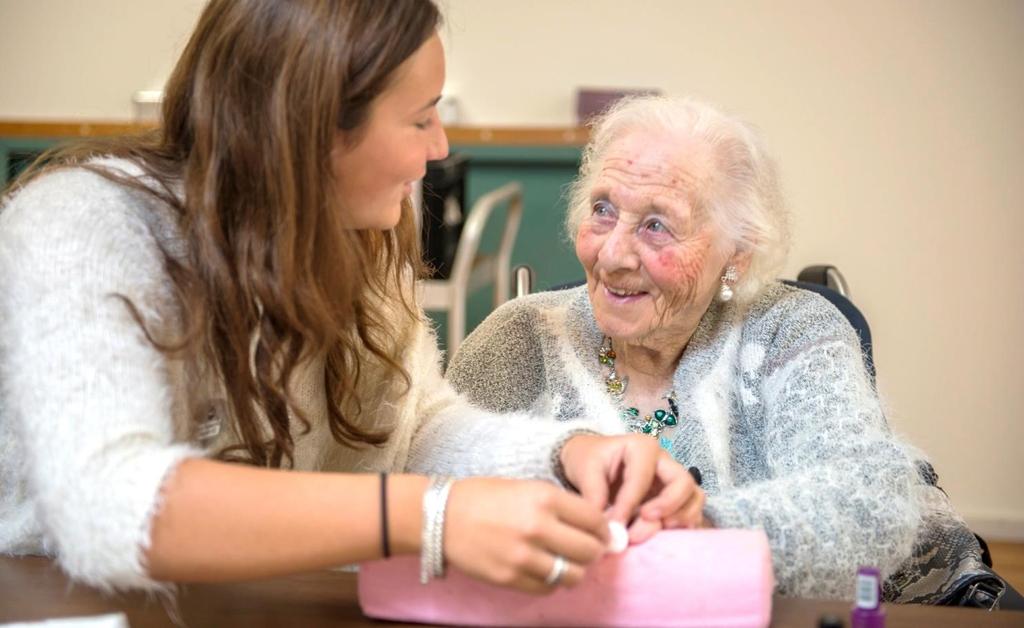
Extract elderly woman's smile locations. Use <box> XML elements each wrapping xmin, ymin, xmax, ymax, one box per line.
<box><xmin>575</xmin><ymin>130</ymin><xmax>733</xmax><ymax>347</ymax></box>
<box><xmin>604</xmin><ymin>285</ymin><xmax>647</xmax><ymax>300</ymax></box>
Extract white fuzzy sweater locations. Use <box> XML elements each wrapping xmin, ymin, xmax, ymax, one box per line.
<box><xmin>447</xmin><ymin>285</ymin><xmax>925</xmax><ymax>600</ymax></box>
<box><xmin>0</xmin><ymin>160</ymin><xmax>597</xmax><ymax>591</ymax></box>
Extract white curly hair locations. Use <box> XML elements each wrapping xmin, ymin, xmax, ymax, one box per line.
<box><xmin>565</xmin><ymin>95</ymin><xmax>790</xmax><ymax>303</ymax></box>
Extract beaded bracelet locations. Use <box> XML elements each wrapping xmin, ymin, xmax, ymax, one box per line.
<box><xmin>420</xmin><ymin>476</ymin><xmax>455</xmax><ymax>584</ymax></box>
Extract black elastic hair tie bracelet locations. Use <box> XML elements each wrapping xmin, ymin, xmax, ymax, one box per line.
<box><xmin>380</xmin><ymin>472</ymin><xmax>391</xmax><ymax>558</ymax></box>
<box><xmin>688</xmin><ymin>466</ymin><xmax>702</xmax><ymax>486</ymax></box>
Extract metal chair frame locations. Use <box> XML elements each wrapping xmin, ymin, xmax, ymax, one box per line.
<box><xmin>419</xmin><ymin>182</ymin><xmax>523</xmax><ymax>356</ymax></box>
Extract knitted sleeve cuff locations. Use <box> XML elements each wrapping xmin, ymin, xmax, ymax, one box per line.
<box><xmin>48</xmin><ymin>443</ymin><xmax>205</xmax><ymax>593</ymax></box>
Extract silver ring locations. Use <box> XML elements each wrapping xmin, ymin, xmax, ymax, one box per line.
<box><xmin>544</xmin><ymin>555</ymin><xmax>568</xmax><ymax>586</ymax></box>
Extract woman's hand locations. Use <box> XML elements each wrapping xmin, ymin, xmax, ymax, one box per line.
<box><xmin>559</xmin><ymin>434</ymin><xmax>706</xmax><ymax>543</ymax></box>
<box><xmin>443</xmin><ymin>477</ymin><xmax>609</xmax><ymax>594</ymax></box>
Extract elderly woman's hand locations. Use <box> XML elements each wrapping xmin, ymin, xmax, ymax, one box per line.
<box><xmin>560</xmin><ymin>434</ymin><xmax>706</xmax><ymax>544</ymax></box>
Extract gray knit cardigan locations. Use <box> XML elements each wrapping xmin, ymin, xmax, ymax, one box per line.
<box><xmin>447</xmin><ymin>284</ymin><xmax>993</xmax><ymax>602</ymax></box>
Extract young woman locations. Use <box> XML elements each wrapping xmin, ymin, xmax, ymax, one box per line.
<box><xmin>0</xmin><ymin>0</ymin><xmax>703</xmax><ymax>594</ymax></box>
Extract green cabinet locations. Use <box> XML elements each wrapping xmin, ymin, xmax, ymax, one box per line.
<box><xmin>431</xmin><ymin>144</ymin><xmax>584</xmax><ymax>354</ymax></box>
<box><xmin>0</xmin><ymin>138</ymin><xmax>59</xmax><ymax>189</ymax></box>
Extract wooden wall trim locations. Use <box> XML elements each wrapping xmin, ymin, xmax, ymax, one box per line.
<box><xmin>445</xmin><ymin>126</ymin><xmax>589</xmax><ymax>146</ymax></box>
<box><xmin>0</xmin><ymin>120</ymin><xmax>590</xmax><ymax>146</ymax></box>
<box><xmin>0</xmin><ymin>121</ymin><xmax>154</xmax><ymax>138</ymax></box>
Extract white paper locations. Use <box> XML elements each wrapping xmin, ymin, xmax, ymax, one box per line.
<box><xmin>1</xmin><ymin>613</ymin><xmax>128</xmax><ymax>628</ymax></box>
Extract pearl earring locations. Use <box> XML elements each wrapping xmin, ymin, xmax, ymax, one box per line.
<box><xmin>719</xmin><ymin>266</ymin><xmax>739</xmax><ymax>302</ymax></box>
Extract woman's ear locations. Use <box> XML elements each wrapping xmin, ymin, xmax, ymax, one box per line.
<box><xmin>728</xmin><ymin>248</ymin><xmax>753</xmax><ymax>276</ymax></box>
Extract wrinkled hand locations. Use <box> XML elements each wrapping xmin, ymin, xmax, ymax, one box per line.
<box><xmin>443</xmin><ymin>477</ymin><xmax>610</xmax><ymax>594</ymax></box>
<box><xmin>560</xmin><ymin>434</ymin><xmax>706</xmax><ymax>544</ymax></box>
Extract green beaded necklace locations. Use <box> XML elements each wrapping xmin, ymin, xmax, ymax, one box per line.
<box><xmin>598</xmin><ymin>337</ymin><xmax>679</xmax><ymax>451</ymax></box>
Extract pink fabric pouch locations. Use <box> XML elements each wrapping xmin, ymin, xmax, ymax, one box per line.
<box><xmin>358</xmin><ymin>529</ymin><xmax>774</xmax><ymax>627</ymax></box>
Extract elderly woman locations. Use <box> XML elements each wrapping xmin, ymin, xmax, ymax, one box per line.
<box><xmin>447</xmin><ymin>96</ymin><xmax>1012</xmax><ymax>606</ymax></box>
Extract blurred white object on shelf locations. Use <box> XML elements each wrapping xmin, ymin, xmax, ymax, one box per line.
<box><xmin>132</xmin><ymin>90</ymin><xmax>163</xmax><ymax>122</ymax></box>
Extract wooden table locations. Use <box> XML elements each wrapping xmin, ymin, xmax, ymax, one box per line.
<box><xmin>2</xmin><ymin>557</ymin><xmax>1021</xmax><ymax>627</ymax></box>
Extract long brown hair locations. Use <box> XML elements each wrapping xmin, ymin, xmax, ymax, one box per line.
<box><xmin>6</xmin><ymin>0</ymin><xmax>441</xmax><ymax>467</ymax></box>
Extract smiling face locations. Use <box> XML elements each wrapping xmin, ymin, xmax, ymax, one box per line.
<box><xmin>330</xmin><ymin>32</ymin><xmax>449</xmax><ymax>230</ymax></box>
<box><xmin>575</xmin><ymin>129</ymin><xmax>738</xmax><ymax>346</ymax></box>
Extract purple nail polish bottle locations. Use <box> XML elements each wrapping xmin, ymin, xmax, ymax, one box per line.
<box><xmin>851</xmin><ymin>567</ymin><xmax>885</xmax><ymax>628</ymax></box>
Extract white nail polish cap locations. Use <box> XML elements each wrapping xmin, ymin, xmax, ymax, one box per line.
<box><xmin>607</xmin><ymin>520</ymin><xmax>629</xmax><ymax>553</ymax></box>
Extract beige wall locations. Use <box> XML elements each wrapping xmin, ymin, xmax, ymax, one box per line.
<box><xmin>1</xmin><ymin>0</ymin><xmax>1021</xmax><ymax>538</ymax></box>
<box><xmin>0</xmin><ymin>0</ymin><xmax>206</xmax><ymax>119</ymax></box>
